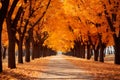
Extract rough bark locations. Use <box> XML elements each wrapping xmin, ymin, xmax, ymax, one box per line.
<box><xmin>17</xmin><ymin>37</ymin><xmax>23</xmax><ymax>63</ymax></box>
<box><xmin>7</xmin><ymin>1</ymin><xmax>22</xmax><ymax>69</ymax></box>
<box><xmin>98</xmin><ymin>34</ymin><xmax>106</xmax><ymax>62</ymax></box>
<box><xmin>32</xmin><ymin>42</ymin><xmax>35</xmax><ymax>60</ymax></box>
<box><xmin>93</xmin><ymin>45</ymin><xmax>99</xmax><ymax>61</ymax></box>
<box><xmin>25</xmin><ymin>36</ymin><xmax>30</xmax><ymax>62</ymax></box>
<box><xmin>99</xmin><ymin>43</ymin><xmax>106</xmax><ymax>62</ymax></box>
<box><xmin>114</xmin><ymin>36</ymin><xmax>120</xmax><ymax>64</ymax></box>
<box><xmin>32</xmin><ymin>42</ymin><xmax>40</xmax><ymax>59</ymax></box>
<box><xmin>7</xmin><ymin>30</ymin><xmax>16</xmax><ymax>68</ymax></box>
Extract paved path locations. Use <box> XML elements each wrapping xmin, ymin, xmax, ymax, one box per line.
<box><xmin>40</xmin><ymin>55</ymin><xmax>93</xmax><ymax>80</ymax></box>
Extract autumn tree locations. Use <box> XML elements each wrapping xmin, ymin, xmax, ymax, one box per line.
<box><xmin>61</xmin><ymin>0</ymin><xmax>115</xmax><ymax>63</ymax></box>
<box><xmin>24</xmin><ymin>0</ymin><xmax>51</xmax><ymax>60</ymax></box>
<box><xmin>102</xmin><ymin>0</ymin><xmax>120</xmax><ymax>64</ymax></box>
<box><xmin>0</xmin><ymin>0</ymin><xmax>9</xmax><ymax>72</ymax></box>
<box><xmin>6</xmin><ymin>0</ymin><xmax>24</xmax><ymax>68</ymax></box>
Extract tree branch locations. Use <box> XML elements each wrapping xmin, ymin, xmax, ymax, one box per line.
<box><xmin>31</xmin><ymin>0</ymin><xmax>51</xmax><ymax>29</ymax></box>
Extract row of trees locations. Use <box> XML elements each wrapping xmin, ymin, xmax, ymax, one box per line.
<box><xmin>37</xmin><ymin>0</ymin><xmax>120</xmax><ymax>64</ymax></box>
<box><xmin>1</xmin><ymin>0</ymin><xmax>119</xmax><ymax>73</ymax></box>
<box><xmin>64</xmin><ymin>0</ymin><xmax>120</xmax><ymax>64</ymax></box>
<box><xmin>0</xmin><ymin>0</ymin><xmax>56</xmax><ymax>73</ymax></box>
<box><xmin>40</xmin><ymin>0</ymin><xmax>120</xmax><ymax>65</ymax></box>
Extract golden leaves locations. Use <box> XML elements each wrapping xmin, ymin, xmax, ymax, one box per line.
<box><xmin>63</xmin><ymin>0</ymin><xmax>77</xmax><ymax>16</ymax></box>
<box><xmin>44</xmin><ymin>26</ymin><xmax>74</xmax><ymax>52</ymax></box>
<box><xmin>2</xmin><ymin>0</ymin><xmax>119</xmax><ymax>52</ymax></box>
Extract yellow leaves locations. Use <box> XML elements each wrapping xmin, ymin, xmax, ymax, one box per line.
<box><xmin>43</xmin><ymin>25</ymin><xmax>74</xmax><ymax>52</ymax></box>
<box><xmin>17</xmin><ymin>1</ymin><xmax>23</xmax><ymax>7</ymax></box>
<box><xmin>63</xmin><ymin>0</ymin><xmax>77</xmax><ymax>16</ymax></box>
<box><xmin>2</xmin><ymin>0</ymin><xmax>118</xmax><ymax>52</ymax></box>
<box><xmin>89</xmin><ymin>25</ymin><xmax>97</xmax><ymax>34</ymax></box>
<box><xmin>11</xmin><ymin>1</ymin><xmax>23</xmax><ymax>20</ymax></box>
<box><xmin>102</xmin><ymin>32</ymin><xmax>114</xmax><ymax>46</ymax></box>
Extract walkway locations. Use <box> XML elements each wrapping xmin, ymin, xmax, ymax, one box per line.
<box><xmin>40</xmin><ymin>55</ymin><xmax>93</xmax><ymax>80</ymax></box>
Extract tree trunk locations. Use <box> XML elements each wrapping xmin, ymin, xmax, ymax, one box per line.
<box><xmin>104</xmin><ymin>7</ymin><xmax>120</xmax><ymax>64</ymax></box>
<box><xmin>0</xmin><ymin>31</ymin><xmax>2</xmax><ymax>72</ymax></box>
<box><xmin>42</xmin><ymin>46</ymin><xmax>45</xmax><ymax>57</ymax></box>
<box><xmin>75</xmin><ymin>41</ymin><xmax>81</xmax><ymax>58</ymax></box>
<box><xmin>98</xmin><ymin>33</ymin><xmax>105</xmax><ymax>62</ymax></box>
<box><xmin>99</xmin><ymin>43</ymin><xmax>106</xmax><ymax>62</ymax></box>
<box><xmin>37</xmin><ymin>45</ymin><xmax>40</xmax><ymax>58</ymax></box>
<box><xmin>99</xmin><ymin>50</ymin><xmax>104</xmax><ymax>62</ymax></box>
<box><xmin>93</xmin><ymin>45</ymin><xmax>99</xmax><ymax>61</ymax></box>
<box><xmin>8</xmin><ymin>31</ymin><xmax>16</xmax><ymax>69</ymax></box>
<box><xmin>39</xmin><ymin>45</ymin><xmax>42</xmax><ymax>57</ymax></box>
<box><xmin>114</xmin><ymin>36</ymin><xmax>120</xmax><ymax>64</ymax></box>
<box><xmin>79</xmin><ymin>45</ymin><xmax>82</xmax><ymax>58</ymax></box>
<box><xmin>32</xmin><ymin>43</ymin><xmax>35</xmax><ymax>60</ymax></box>
<box><xmin>17</xmin><ymin>38</ymin><xmax>23</xmax><ymax>63</ymax></box>
<box><xmin>36</xmin><ymin>44</ymin><xmax>40</xmax><ymax>58</ymax></box>
<box><xmin>32</xmin><ymin>41</ymin><xmax>40</xmax><ymax>59</ymax></box>
<box><xmin>73</xmin><ymin>45</ymin><xmax>77</xmax><ymax>57</ymax></box>
<box><xmin>33</xmin><ymin>43</ymin><xmax>40</xmax><ymax>58</ymax></box>
<box><xmin>94</xmin><ymin>49</ymin><xmax>99</xmax><ymax>61</ymax></box>
<box><xmin>104</xmin><ymin>15</ymin><xmax>120</xmax><ymax>64</ymax></box>
<box><xmin>87</xmin><ymin>44</ymin><xmax>91</xmax><ymax>59</ymax></box>
<box><xmin>25</xmin><ymin>37</ymin><xmax>30</xmax><ymax>62</ymax></box>
<box><xmin>43</xmin><ymin>46</ymin><xmax>46</xmax><ymax>57</ymax></box>
<box><xmin>3</xmin><ymin>46</ymin><xmax>7</xmax><ymax>59</ymax></box>
<box><xmin>40</xmin><ymin>46</ymin><xmax>44</xmax><ymax>57</ymax></box>
<box><xmin>7</xmin><ymin>1</ymin><xmax>22</xmax><ymax>68</ymax></box>
<box><xmin>0</xmin><ymin>0</ymin><xmax>9</xmax><ymax>73</ymax></box>
<box><xmin>45</xmin><ymin>47</ymin><xmax>48</xmax><ymax>56</ymax></box>
<box><xmin>82</xmin><ymin>44</ymin><xmax>85</xmax><ymax>58</ymax></box>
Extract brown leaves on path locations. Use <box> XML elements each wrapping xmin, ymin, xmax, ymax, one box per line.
<box><xmin>0</xmin><ymin>57</ymin><xmax>51</xmax><ymax>80</ymax></box>
<box><xmin>65</xmin><ymin>55</ymin><xmax>120</xmax><ymax>80</ymax></box>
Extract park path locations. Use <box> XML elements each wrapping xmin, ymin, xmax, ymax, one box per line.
<box><xmin>39</xmin><ymin>55</ymin><xmax>93</xmax><ymax>80</ymax></box>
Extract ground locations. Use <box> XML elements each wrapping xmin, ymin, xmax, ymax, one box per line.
<box><xmin>0</xmin><ymin>54</ymin><xmax>120</xmax><ymax>80</ymax></box>
<box><xmin>65</xmin><ymin>55</ymin><xmax>120</xmax><ymax>80</ymax></box>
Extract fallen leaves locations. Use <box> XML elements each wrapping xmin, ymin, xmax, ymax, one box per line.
<box><xmin>0</xmin><ymin>57</ymin><xmax>51</xmax><ymax>80</ymax></box>
<box><xmin>65</xmin><ymin>55</ymin><xmax>120</xmax><ymax>79</ymax></box>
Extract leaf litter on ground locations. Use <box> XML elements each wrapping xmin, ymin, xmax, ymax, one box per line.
<box><xmin>64</xmin><ymin>55</ymin><xmax>120</xmax><ymax>80</ymax></box>
<box><xmin>0</xmin><ymin>56</ymin><xmax>51</xmax><ymax>80</ymax></box>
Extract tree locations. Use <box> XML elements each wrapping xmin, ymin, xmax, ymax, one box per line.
<box><xmin>2</xmin><ymin>45</ymin><xmax>7</xmax><ymax>59</ymax></box>
<box><xmin>0</xmin><ymin>0</ymin><xmax>9</xmax><ymax>72</ymax></box>
<box><xmin>6</xmin><ymin>0</ymin><xmax>23</xmax><ymax>68</ymax></box>
<box><xmin>24</xmin><ymin>0</ymin><xmax>51</xmax><ymax>60</ymax></box>
<box><xmin>102</xmin><ymin>0</ymin><xmax>120</xmax><ymax>64</ymax></box>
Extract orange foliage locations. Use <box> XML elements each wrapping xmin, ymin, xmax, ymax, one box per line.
<box><xmin>1</xmin><ymin>0</ymin><xmax>120</xmax><ymax>52</ymax></box>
